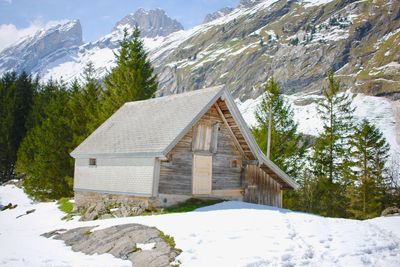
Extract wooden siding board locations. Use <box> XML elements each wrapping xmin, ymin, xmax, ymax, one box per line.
<box><xmin>159</xmin><ymin>132</ymin><xmax>193</xmax><ymax>195</ymax></box>
<box><xmin>158</xmin><ymin>105</ymin><xmax>244</xmax><ymax>195</ymax></box>
<box><xmin>244</xmin><ymin>165</ymin><xmax>282</xmax><ymax>207</ymax></box>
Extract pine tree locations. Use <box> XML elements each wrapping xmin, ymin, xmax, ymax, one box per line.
<box><xmin>68</xmin><ymin>62</ymin><xmax>103</xmax><ymax>147</ymax></box>
<box><xmin>252</xmin><ymin>77</ymin><xmax>306</xmax><ymax>179</ymax></box>
<box><xmin>17</xmin><ymin>80</ymin><xmax>74</xmax><ymax>200</ymax></box>
<box><xmin>0</xmin><ymin>72</ymin><xmax>16</xmax><ymax>182</ymax></box>
<box><xmin>311</xmin><ymin>72</ymin><xmax>355</xmax><ymax>217</ymax></box>
<box><xmin>347</xmin><ymin>119</ymin><xmax>390</xmax><ymax>218</ymax></box>
<box><xmin>0</xmin><ymin>72</ymin><xmax>36</xmax><ymax>182</ymax></box>
<box><xmin>101</xmin><ymin>27</ymin><xmax>158</xmax><ymax>121</ymax></box>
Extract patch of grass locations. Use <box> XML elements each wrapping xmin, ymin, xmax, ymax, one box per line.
<box><xmin>159</xmin><ymin>231</ymin><xmax>176</xmax><ymax>248</ymax></box>
<box><xmin>131</xmin><ymin>244</ymin><xmax>141</xmax><ymax>253</ymax></box>
<box><xmin>83</xmin><ymin>230</ymin><xmax>92</xmax><ymax>236</ymax></box>
<box><xmin>58</xmin><ymin>197</ymin><xmax>73</xmax><ymax>214</ymax></box>
<box><xmin>131</xmin><ymin>198</ymin><xmax>223</xmax><ymax>217</ymax></box>
<box><xmin>163</xmin><ymin>198</ymin><xmax>223</xmax><ymax>214</ymax></box>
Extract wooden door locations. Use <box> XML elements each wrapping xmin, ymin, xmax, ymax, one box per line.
<box><xmin>192</xmin><ymin>154</ymin><xmax>212</xmax><ymax>195</ymax></box>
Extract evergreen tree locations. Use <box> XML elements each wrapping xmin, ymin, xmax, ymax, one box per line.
<box><xmin>0</xmin><ymin>72</ymin><xmax>36</xmax><ymax>182</ymax></box>
<box><xmin>252</xmin><ymin>77</ymin><xmax>306</xmax><ymax>179</ymax></box>
<box><xmin>347</xmin><ymin>119</ymin><xmax>390</xmax><ymax>218</ymax></box>
<box><xmin>101</xmin><ymin>27</ymin><xmax>158</xmax><ymax>121</ymax></box>
<box><xmin>287</xmin><ymin>168</ymin><xmax>320</xmax><ymax>212</ymax></box>
<box><xmin>17</xmin><ymin>80</ymin><xmax>74</xmax><ymax>200</ymax></box>
<box><xmin>68</xmin><ymin>62</ymin><xmax>103</xmax><ymax>147</ymax></box>
<box><xmin>310</xmin><ymin>72</ymin><xmax>355</xmax><ymax>217</ymax></box>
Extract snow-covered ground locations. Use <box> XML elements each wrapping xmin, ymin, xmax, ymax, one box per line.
<box><xmin>237</xmin><ymin>91</ymin><xmax>400</xmax><ymax>157</ymax></box>
<box><xmin>1</xmin><ymin>184</ymin><xmax>399</xmax><ymax>267</ymax></box>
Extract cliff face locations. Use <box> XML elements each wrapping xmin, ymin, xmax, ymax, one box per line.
<box><xmin>203</xmin><ymin>7</ymin><xmax>235</xmax><ymax>24</ymax></box>
<box><xmin>113</xmin><ymin>8</ymin><xmax>184</xmax><ymax>38</ymax></box>
<box><xmin>0</xmin><ymin>1</ymin><xmax>398</xmax><ymax>101</ymax></box>
<box><xmin>151</xmin><ymin>0</ymin><xmax>400</xmax><ymax>100</ymax></box>
<box><xmin>0</xmin><ymin>20</ymin><xmax>83</xmax><ymax>75</ymax></box>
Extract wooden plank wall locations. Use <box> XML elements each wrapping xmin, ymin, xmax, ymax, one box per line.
<box><xmin>244</xmin><ymin>165</ymin><xmax>282</xmax><ymax>207</ymax></box>
<box><xmin>210</xmin><ymin>106</ymin><xmax>243</xmax><ymax>190</ymax></box>
<box><xmin>158</xmin><ymin>106</ymin><xmax>243</xmax><ymax>195</ymax></box>
<box><xmin>158</xmin><ymin>129</ymin><xmax>193</xmax><ymax>194</ymax></box>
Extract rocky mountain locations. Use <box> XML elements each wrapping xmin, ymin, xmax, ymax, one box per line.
<box><xmin>0</xmin><ymin>1</ymin><xmax>398</xmax><ymax>153</ymax></box>
<box><xmin>151</xmin><ymin>0</ymin><xmax>399</xmax><ymax>100</ymax></box>
<box><xmin>239</xmin><ymin>0</ymin><xmax>264</xmax><ymax>8</ymax></box>
<box><xmin>0</xmin><ymin>20</ymin><xmax>82</xmax><ymax>75</ymax></box>
<box><xmin>203</xmin><ymin>7</ymin><xmax>234</xmax><ymax>24</ymax></box>
<box><xmin>113</xmin><ymin>8</ymin><xmax>184</xmax><ymax>38</ymax></box>
<box><xmin>0</xmin><ymin>9</ymin><xmax>184</xmax><ymax>81</ymax></box>
<box><xmin>1</xmin><ymin>1</ymin><xmax>398</xmax><ymax>100</ymax></box>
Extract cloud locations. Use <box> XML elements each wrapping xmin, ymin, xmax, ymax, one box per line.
<box><xmin>0</xmin><ymin>18</ymin><xmax>68</xmax><ymax>52</ymax></box>
<box><xmin>3</xmin><ymin>0</ymin><xmax>12</xmax><ymax>4</ymax></box>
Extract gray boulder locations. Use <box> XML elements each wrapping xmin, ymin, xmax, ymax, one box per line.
<box><xmin>381</xmin><ymin>207</ymin><xmax>400</xmax><ymax>217</ymax></box>
<box><xmin>43</xmin><ymin>223</ymin><xmax>181</xmax><ymax>267</ymax></box>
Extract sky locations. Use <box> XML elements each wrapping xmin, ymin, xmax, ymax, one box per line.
<box><xmin>0</xmin><ymin>0</ymin><xmax>239</xmax><ymax>51</ymax></box>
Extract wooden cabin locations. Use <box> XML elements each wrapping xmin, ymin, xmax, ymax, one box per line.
<box><xmin>70</xmin><ymin>86</ymin><xmax>298</xmax><ymax>210</ymax></box>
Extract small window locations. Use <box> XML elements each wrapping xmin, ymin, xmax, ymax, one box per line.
<box><xmin>192</xmin><ymin>123</ymin><xmax>212</xmax><ymax>152</ymax></box>
<box><xmin>231</xmin><ymin>159</ymin><xmax>238</xmax><ymax>168</ymax></box>
<box><xmin>89</xmin><ymin>158</ymin><xmax>97</xmax><ymax>166</ymax></box>
<box><xmin>192</xmin><ymin>122</ymin><xmax>219</xmax><ymax>153</ymax></box>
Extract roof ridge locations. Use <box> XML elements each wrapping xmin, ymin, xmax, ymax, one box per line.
<box><xmin>124</xmin><ymin>85</ymin><xmax>225</xmax><ymax>106</ymax></box>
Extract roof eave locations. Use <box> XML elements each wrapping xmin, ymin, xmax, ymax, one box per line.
<box><xmin>258</xmin><ymin>155</ymin><xmax>300</xmax><ymax>189</ymax></box>
<box><xmin>221</xmin><ymin>89</ymin><xmax>299</xmax><ymax>190</ymax></box>
<box><xmin>70</xmin><ymin>151</ymin><xmax>165</xmax><ymax>159</ymax></box>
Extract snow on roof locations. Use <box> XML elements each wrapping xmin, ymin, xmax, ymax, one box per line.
<box><xmin>71</xmin><ymin>85</ymin><xmax>224</xmax><ymax>158</ymax></box>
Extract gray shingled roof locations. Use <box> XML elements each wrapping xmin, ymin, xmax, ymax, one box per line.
<box><xmin>70</xmin><ymin>85</ymin><xmax>224</xmax><ymax>158</ymax></box>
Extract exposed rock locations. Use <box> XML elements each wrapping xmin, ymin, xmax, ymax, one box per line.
<box><xmin>78</xmin><ymin>194</ymin><xmax>148</xmax><ymax>221</ymax></box>
<box><xmin>203</xmin><ymin>7</ymin><xmax>234</xmax><ymax>24</ymax></box>
<box><xmin>381</xmin><ymin>207</ymin><xmax>400</xmax><ymax>217</ymax></box>
<box><xmin>1</xmin><ymin>0</ymin><xmax>399</xmax><ymax>103</ymax></box>
<box><xmin>82</xmin><ymin>202</ymin><xmax>107</xmax><ymax>221</ymax></box>
<box><xmin>16</xmin><ymin>209</ymin><xmax>35</xmax><ymax>219</ymax></box>
<box><xmin>151</xmin><ymin>0</ymin><xmax>400</xmax><ymax>100</ymax></box>
<box><xmin>99</xmin><ymin>213</ymin><xmax>113</xmax><ymax>220</ymax></box>
<box><xmin>113</xmin><ymin>8</ymin><xmax>183</xmax><ymax>38</ymax></box>
<box><xmin>1</xmin><ymin>179</ymin><xmax>23</xmax><ymax>188</ymax></box>
<box><xmin>42</xmin><ymin>224</ymin><xmax>181</xmax><ymax>267</ymax></box>
<box><xmin>41</xmin><ymin>228</ymin><xmax>67</xmax><ymax>238</ymax></box>
<box><xmin>0</xmin><ymin>20</ymin><xmax>82</xmax><ymax>75</ymax></box>
<box><xmin>1</xmin><ymin>203</ymin><xmax>17</xmax><ymax>211</ymax></box>
<box><xmin>238</xmin><ymin>0</ymin><xmax>263</xmax><ymax>8</ymax></box>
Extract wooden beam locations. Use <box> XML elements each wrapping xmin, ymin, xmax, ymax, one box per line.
<box><xmin>243</xmin><ymin>159</ymin><xmax>259</xmax><ymax>165</ymax></box>
<box><xmin>214</xmin><ymin>103</ymin><xmax>248</xmax><ymax>160</ymax></box>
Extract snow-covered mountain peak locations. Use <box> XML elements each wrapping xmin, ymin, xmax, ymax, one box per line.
<box><xmin>0</xmin><ymin>19</ymin><xmax>82</xmax><ymax>75</ymax></box>
<box><xmin>203</xmin><ymin>7</ymin><xmax>235</xmax><ymax>24</ymax></box>
<box><xmin>112</xmin><ymin>8</ymin><xmax>184</xmax><ymax>38</ymax></box>
<box><xmin>238</xmin><ymin>0</ymin><xmax>264</xmax><ymax>8</ymax></box>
